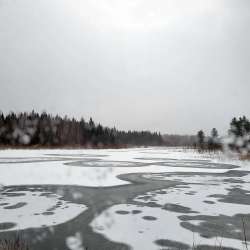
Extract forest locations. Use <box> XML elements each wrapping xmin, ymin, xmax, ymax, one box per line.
<box><xmin>0</xmin><ymin>111</ymin><xmax>163</xmax><ymax>148</ymax></box>
<box><xmin>0</xmin><ymin>111</ymin><xmax>249</xmax><ymax>151</ymax></box>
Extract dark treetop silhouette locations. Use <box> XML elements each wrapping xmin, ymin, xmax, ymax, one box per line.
<box><xmin>0</xmin><ymin>111</ymin><xmax>163</xmax><ymax>148</ymax></box>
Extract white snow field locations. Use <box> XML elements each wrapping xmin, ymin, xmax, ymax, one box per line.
<box><xmin>0</xmin><ymin>147</ymin><xmax>250</xmax><ymax>250</ymax></box>
<box><xmin>92</xmin><ymin>175</ymin><xmax>250</xmax><ymax>250</ymax></box>
<box><xmin>0</xmin><ymin>148</ymin><xmax>245</xmax><ymax>187</ymax></box>
<box><xmin>0</xmin><ymin>190</ymin><xmax>87</xmax><ymax>232</ymax></box>
<box><xmin>91</xmin><ymin>204</ymin><xmax>245</xmax><ymax>250</ymax></box>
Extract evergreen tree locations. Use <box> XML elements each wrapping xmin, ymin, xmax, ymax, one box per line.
<box><xmin>228</xmin><ymin>116</ymin><xmax>250</xmax><ymax>152</ymax></box>
<box><xmin>211</xmin><ymin>128</ymin><xmax>218</xmax><ymax>139</ymax></box>
<box><xmin>0</xmin><ymin>111</ymin><xmax>163</xmax><ymax>148</ymax></box>
<box><xmin>208</xmin><ymin>128</ymin><xmax>220</xmax><ymax>151</ymax></box>
<box><xmin>197</xmin><ymin>130</ymin><xmax>205</xmax><ymax>150</ymax></box>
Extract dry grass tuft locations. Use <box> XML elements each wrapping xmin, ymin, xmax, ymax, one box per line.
<box><xmin>0</xmin><ymin>237</ymin><xmax>28</xmax><ymax>250</ymax></box>
<box><xmin>240</xmin><ymin>154</ymin><xmax>250</xmax><ymax>161</ymax></box>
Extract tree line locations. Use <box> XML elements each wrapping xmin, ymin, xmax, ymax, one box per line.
<box><xmin>0</xmin><ymin>111</ymin><xmax>163</xmax><ymax>148</ymax></box>
<box><xmin>196</xmin><ymin>116</ymin><xmax>250</xmax><ymax>153</ymax></box>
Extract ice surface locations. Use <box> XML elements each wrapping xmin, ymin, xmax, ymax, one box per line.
<box><xmin>0</xmin><ymin>147</ymin><xmax>250</xmax><ymax>249</ymax></box>
<box><xmin>0</xmin><ymin>190</ymin><xmax>87</xmax><ymax>232</ymax></box>
<box><xmin>0</xmin><ymin>148</ymin><xmax>240</xmax><ymax>187</ymax></box>
<box><xmin>91</xmin><ymin>204</ymin><xmax>246</xmax><ymax>250</ymax></box>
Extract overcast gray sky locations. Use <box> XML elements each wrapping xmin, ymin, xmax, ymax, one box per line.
<box><xmin>0</xmin><ymin>0</ymin><xmax>249</xmax><ymax>135</ymax></box>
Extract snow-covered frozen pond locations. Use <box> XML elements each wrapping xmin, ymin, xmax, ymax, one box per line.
<box><xmin>0</xmin><ymin>148</ymin><xmax>250</xmax><ymax>250</ymax></box>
